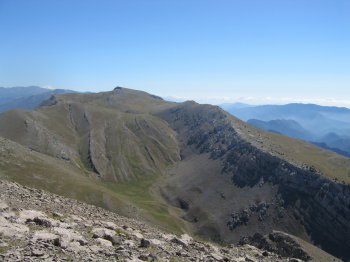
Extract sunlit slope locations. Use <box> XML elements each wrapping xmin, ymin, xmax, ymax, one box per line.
<box><xmin>0</xmin><ymin>136</ymin><xmax>127</xmax><ymax>212</ymax></box>
<box><xmin>0</xmin><ymin>88</ymin><xmax>185</xmax><ymax>232</ymax></box>
<box><xmin>0</xmin><ymin>88</ymin><xmax>349</xmax><ymax>259</ymax></box>
<box><xmin>229</xmin><ymin>114</ymin><xmax>350</xmax><ymax>184</ymax></box>
<box><xmin>0</xmin><ymin>88</ymin><xmax>180</xmax><ymax>182</ymax></box>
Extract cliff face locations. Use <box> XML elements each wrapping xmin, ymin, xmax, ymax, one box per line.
<box><xmin>0</xmin><ymin>88</ymin><xmax>349</xmax><ymax>261</ymax></box>
<box><xmin>155</xmin><ymin>101</ymin><xmax>350</xmax><ymax>260</ymax></box>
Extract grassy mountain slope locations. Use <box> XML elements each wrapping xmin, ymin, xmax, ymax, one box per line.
<box><xmin>0</xmin><ymin>88</ymin><xmax>187</xmax><ymax>233</ymax></box>
<box><xmin>0</xmin><ymin>88</ymin><xmax>349</xmax><ymax>259</ymax></box>
<box><xmin>0</xmin><ymin>89</ymin><xmax>180</xmax><ymax>182</ymax></box>
<box><xmin>229</xmin><ymin>116</ymin><xmax>350</xmax><ymax>184</ymax></box>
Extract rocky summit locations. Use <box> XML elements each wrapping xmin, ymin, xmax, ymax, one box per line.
<box><xmin>0</xmin><ymin>179</ymin><xmax>303</xmax><ymax>262</ymax></box>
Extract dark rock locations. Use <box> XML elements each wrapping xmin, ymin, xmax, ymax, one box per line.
<box><xmin>140</xmin><ymin>238</ymin><xmax>151</xmax><ymax>248</ymax></box>
<box><xmin>33</xmin><ymin>217</ymin><xmax>53</xmax><ymax>227</ymax></box>
<box><xmin>106</xmin><ymin>235</ymin><xmax>122</xmax><ymax>246</ymax></box>
<box><xmin>138</xmin><ymin>254</ymin><xmax>149</xmax><ymax>261</ymax></box>
<box><xmin>240</xmin><ymin>231</ymin><xmax>311</xmax><ymax>261</ymax></box>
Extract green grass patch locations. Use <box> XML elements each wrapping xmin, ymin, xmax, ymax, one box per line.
<box><xmin>0</xmin><ymin>246</ymin><xmax>9</xmax><ymax>254</ymax></box>
<box><xmin>27</xmin><ymin>224</ymin><xmax>42</xmax><ymax>231</ymax></box>
<box><xmin>103</xmin><ymin>174</ymin><xmax>187</xmax><ymax>234</ymax></box>
<box><xmin>114</xmin><ymin>228</ymin><xmax>129</xmax><ymax>238</ymax></box>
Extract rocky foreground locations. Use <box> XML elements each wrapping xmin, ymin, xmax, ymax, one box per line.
<box><xmin>0</xmin><ymin>179</ymin><xmax>326</xmax><ymax>262</ymax></box>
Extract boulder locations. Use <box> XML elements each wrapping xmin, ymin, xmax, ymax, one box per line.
<box><xmin>95</xmin><ymin>238</ymin><xmax>112</xmax><ymax>247</ymax></box>
<box><xmin>31</xmin><ymin>249</ymin><xmax>44</xmax><ymax>257</ymax></box>
<box><xmin>100</xmin><ymin>221</ymin><xmax>118</xmax><ymax>230</ymax></box>
<box><xmin>32</xmin><ymin>231</ymin><xmax>59</xmax><ymax>244</ymax></box>
<box><xmin>140</xmin><ymin>238</ymin><xmax>151</xmax><ymax>248</ymax></box>
<box><xmin>0</xmin><ymin>217</ymin><xmax>29</xmax><ymax>238</ymax></box>
<box><xmin>0</xmin><ymin>201</ymin><xmax>9</xmax><ymax>212</ymax></box>
<box><xmin>171</xmin><ymin>234</ymin><xmax>192</xmax><ymax>248</ymax></box>
<box><xmin>149</xmin><ymin>239</ymin><xmax>162</xmax><ymax>246</ymax></box>
<box><xmin>91</xmin><ymin>227</ymin><xmax>115</xmax><ymax>240</ymax></box>
<box><xmin>211</xmin><ymin>252</ymin><xmax>225</xmax><ymax>261</ymax></box>
<box><xmin>18</xmin><ymin>210</ymin><xmax>58</xmax><ymax>227</ymax></box>
<box><xmin>132</xmin><ymin>231</ymin><xmax>144</xmax><ymax>239</ymax></box>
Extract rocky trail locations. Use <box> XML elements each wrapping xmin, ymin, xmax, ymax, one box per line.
<box><xmin>0</xmin><ymin>179</ymin><xmax>304</xmax><ymax>262</ymax></box>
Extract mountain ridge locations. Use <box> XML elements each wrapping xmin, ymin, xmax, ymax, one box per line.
<box><xmin>0</xmin><ymin>86</ymin><xmax>76</xmax><ymax>113</ymax></box>
<box><xmin>0</xmin><ymin>88</ymin><xmax>349</xmax><ymax>260</ymax></box>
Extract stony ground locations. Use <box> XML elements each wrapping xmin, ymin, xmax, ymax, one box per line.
<box><xmin>0</xmin><ymin>179</ymin><xmax>301</xmax><ymax>262</ymax></box>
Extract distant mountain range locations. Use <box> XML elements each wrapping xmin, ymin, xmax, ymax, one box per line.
<box><xmin>220</xmin><ymin>103</ymin><xmax>350</xmax><ymax>157</ymax></box>
<box><xmin>247</xmin><ymin>119</ymin><xmax>314</xmax><ymax>141</ymax></box>
<box><xmin>0</xmin><ymin>86</ymin><xmax>76</xmax><ymax>112</ymax></box>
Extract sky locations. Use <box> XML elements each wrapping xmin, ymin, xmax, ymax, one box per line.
<box><xmin>1</xmin><ymin>0</ymin><xmax>350</xmax><ymax>106</ymax></box>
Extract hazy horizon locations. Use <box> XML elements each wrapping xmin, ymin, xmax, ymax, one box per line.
<box><xmin>1</xmin><ymin>0</ymin><xmax>350</xmax><ymax>107</ymax></box>
<box><xmin>2</xmin><ymin>85</ymin><xmax>350</xmax><ymax>108</ymax></box>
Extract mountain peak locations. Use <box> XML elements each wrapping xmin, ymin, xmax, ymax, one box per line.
<box><xmin>1</xmin><ymin>88</ymin><xmax>350</xmax><ymax>260</ymax></box>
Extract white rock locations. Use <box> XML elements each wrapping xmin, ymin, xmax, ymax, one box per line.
<box><xmin>0</xmin><ymin>201</ymin><xmax>9</xmax><ymax>212</ymax></box>
<box><xmin>149</xmin><ymin>239</ymin><xmax>163</xmax><ymax>246</ymax></box>
<box><xmin>161</xmin><ymin>233</ymin><xmax>176</xmax><ymax>241</ymax></box>
<box><xmin>244</xmin><ymin>255</ymin><xmax>258</xmax><ymax>262</ymax></box>
<box><xmin>66</xmin><ymin>241</ymin><xmax>87</xmax><ymax>253</ymax></box>
<box><xmin>123</xmin><ymin>240</ymin><xmax>135</xmax><ymax>247</ymax></box>
<box><xmin>96</xmin><ymin>238</ymin><xmax>112</xmax><ymax>247</ymax></box>
<box><xmin>132</xmin><ymin>232</ymin><xmax>144</xmax><ymax>239</ymax></box>
<box><xmin>18</xmin><ymin>210</ymin><xmax>47</xmax><ymax>222</ymax></box>
<box><xmin>1</xmin><ymin>211</ymin><xmax>16</xmax><ymax>220</ymax></box>
<box><xmin>58</xmin><ymin>222</ymin><xmax>76</xmax><ymax>229</ymax></box>
<box><xmin>0</xmin><ymin>217</ymin><xmax>29</xmax><ymax>238</ymax></box>
<box><xmin>32</xmin><ymin>231</ymin><xmax>59</xmax><ymax>243</ymax></box>
<box><xmin>70</xmin><ymin>214</ymin><xmax>83</xmax><ymax>222</ymax></box>
<box><xmin>171</xmin><ymin>234</ymin><xmax>193</xmax><ymax>247</ymax></box>
<box><xmin>180</xmin><ymin>233</ymin><xmax>193</xmax><ymax>244</ymax></box>
<box><xmin>91</xmin><ymin>227</ymin><xmax>115</xmax><ymax>239</ymax></box>
<box><xmin>53</xmin><ymin>227</ymin><xmax>87</xmax><ymax>248</ymax></box>
<box><xmin>127</xmin><ymin>256</ymin><xmax>143</xmax><ymax>262</ymax></box>
<box><xmin>17</xmin><ymin>209</ymin><xmax>58</xmax><ymax>227</ymax></box>
<box><xmin>88</xmin><ymin>245</ymin><xmax>102</xmax><ymax>253</ymax></box>
<box><xmin>207</xmin><ymin>243</ymin><xmax>219</xmax><ymax>252</ymax></box>
<box><xmin>100</xmin><ymin>221</ymin><xmax>117</xmax><ymax>230</ymax></box>
<box><xmin>211</xmin><ymin>252</ymin><xmax>224</xmax><ymax>261</ymax></box>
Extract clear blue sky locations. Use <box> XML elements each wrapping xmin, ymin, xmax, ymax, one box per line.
<box><xmin>1</xmin><ymin>0</ymin><xmax>350</xmax><ymax>105</ymax></box>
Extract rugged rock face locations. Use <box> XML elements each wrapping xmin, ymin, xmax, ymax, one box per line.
<box><xmin>239</xmin><ymin>232</ymin><xmax>312</xmax><ymax>261</ymax></box>
<box><xmin>156</xmin><ymin>101</ymin><xmax>350</xmax><ymax>261</ymax></box>
<box><xmin>239</xmin><ymin>231</ymin><xmax>344</xmax><ymax>262</ymax></box>
<box><xmin>0</xmin><ymin>88</ymin><xmax>349</xmax><ymax>261</ymax></box>
<box><xmin>0</xmin><ymin>179</ymin><xmax>296</xmax><ymax>262</ymax></box>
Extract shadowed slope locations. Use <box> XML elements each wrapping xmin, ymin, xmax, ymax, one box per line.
<box><xmin>154</xmin><ymin>101</ymin><xmax>350</xmax><ymax>260</ymax></box>
<box><xmin>0</xmin><ymin>88</ymin><xmax>349</xmax><ymax>260</ymax></box>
